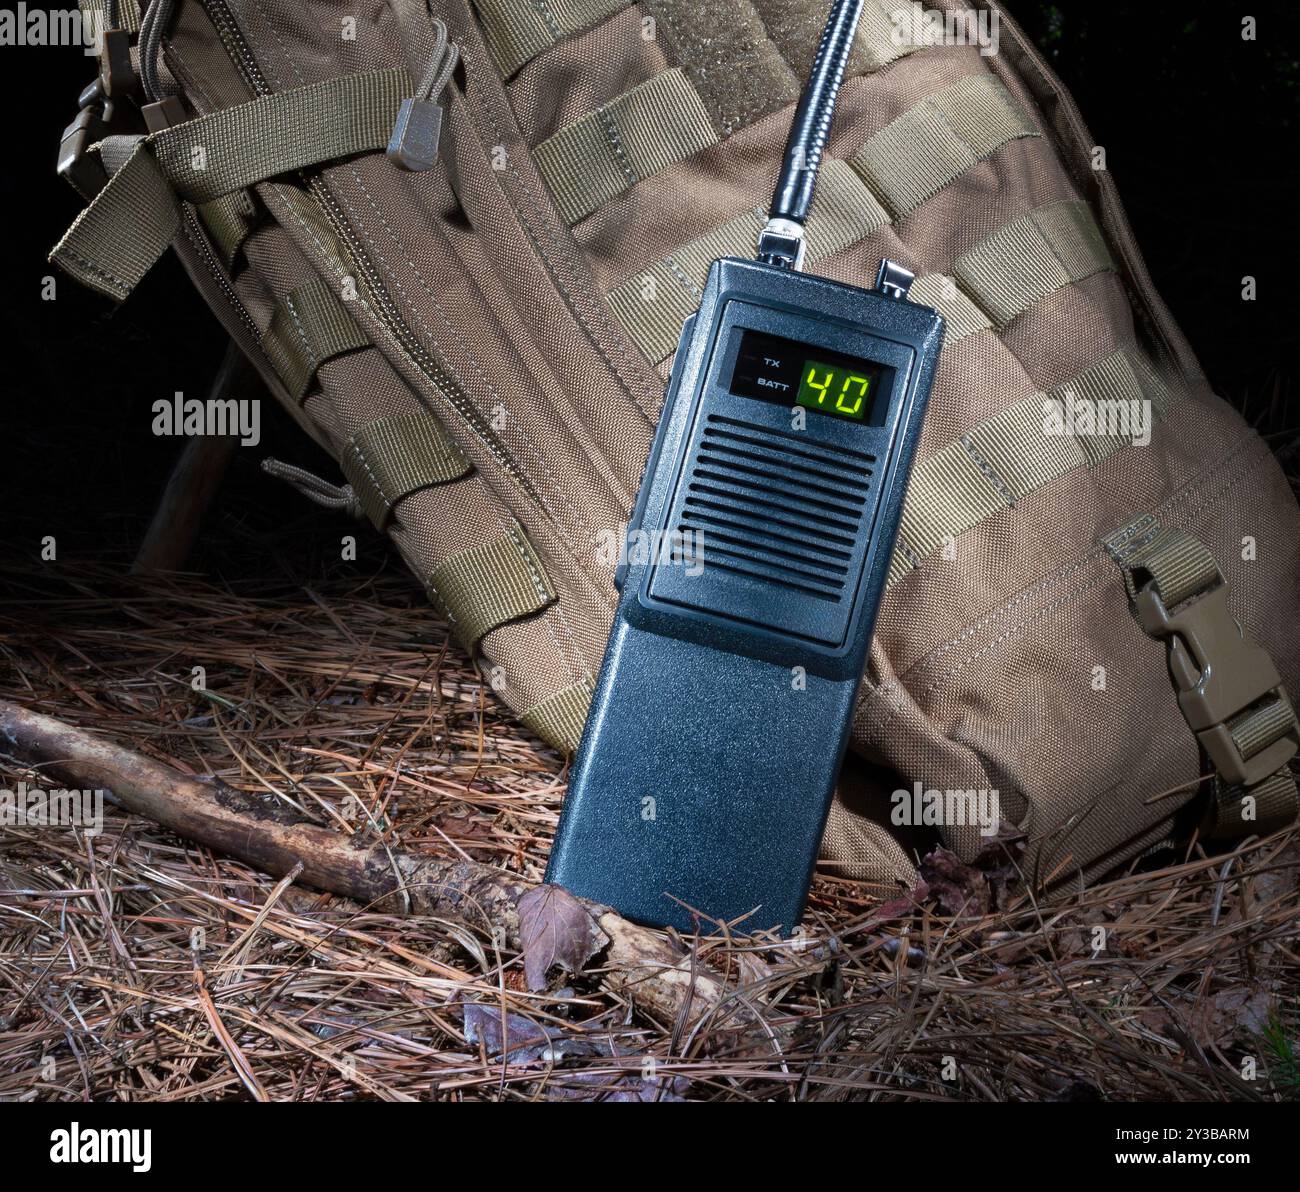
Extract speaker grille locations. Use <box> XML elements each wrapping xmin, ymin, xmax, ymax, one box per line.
<box><xmin>678</xmin><ymin>415</ymin><xmax>875</xmax><ymax>602</ymax></box>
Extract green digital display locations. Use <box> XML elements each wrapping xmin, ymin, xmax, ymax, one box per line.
<box><xmin>730</xmin><ymin>328</ymin><xmax>885</xmax><ymax>424</ymax></box>
<box><xmin>796</xmin><ymin>359</ymin><xmax>872</xmax><ymax>422</ymax></box>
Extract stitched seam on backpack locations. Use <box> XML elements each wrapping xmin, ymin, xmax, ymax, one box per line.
<box><xmin>60</xmin><ymin>252</ymin><xmax>132</xmax><ymax>296</ymax></box>
<box><xmin>530</xmin><ymin>0</ymin><xmax>564</xmax><ymax>41</ymax></box>
<box><xmin>336</xmin><ymin>165</ymin><xmax>607</xmax><ymax>574</ymax></box>
<box><xmin>876</xmin><ymin>426</ymin><xmax>1264</xmax><ymax>695</ymax></box>
<box><xmin>662</xmin><ymin>254</ymin><xmax>701</xmax><ymax>300</ymax></box>
<box><xmin>258</xmin><ymin>182</ymin><xmax>590</xmax><ymax>684</ymax></box>
<box><xmin>597</xmin><ymin>106</ymin><xmax>638</xmax><ymax>187</ymax></box>
<box><xmin>862</xmin><ymin>429</ymin><xmax>1272</xmax><ymax>741</ymax></box>
<box><xmin>332</xmin><ymin>166</ymin><xmax>595</xmax><ymax>683</ymax></box>
<box><xmin>958</xmin><ymin>433</ymin><xmax>1015</xmax><ymax>506</ymax></box>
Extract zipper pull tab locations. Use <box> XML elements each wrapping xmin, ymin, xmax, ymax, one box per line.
<box><xmin>387</xmin><ymin>17</ymin><xmax>457</xmax><ymax>173</ymax></box>
<box><xmin>387</xmin><ymin>98</ymin><xmax>443</xmax><ymax>172</ymax></box>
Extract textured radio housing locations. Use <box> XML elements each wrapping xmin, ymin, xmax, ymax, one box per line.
<box><xmin>546</xmin><ymin>257</ymin><xmax>944</xmax><ymax>932</ymax></box>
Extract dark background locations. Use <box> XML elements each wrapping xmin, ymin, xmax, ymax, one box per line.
<box><xmin>2</xmin><ymin>0</ymin><xmax>1296</xmax><ymax>565</ymax></box>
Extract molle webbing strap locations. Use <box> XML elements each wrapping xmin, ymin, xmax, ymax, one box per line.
<box><xmin>964</xmin><ymin>395</ymin><xmax>1085</xmax><ymax>500</ymax></box>
<box><xmin>50</xmin><ymin>69</ymin><xmax>411</xmax><ymax>300</ymax></box>
<box><xmin>197</xmin><ymin>191</ymin><xmax>259</xmax><ymax>269</ymax></box>
<box><xmin>339</xmin><ymin>412</ymin><xmax>472</xmax><ymax>529</ymax></box>
<box><xmin>262</xmin><ymin>277</ymin><xmax>370</xmax><ymax>403</ymax></box>
<box><xmin>608</xmin><ymin>159</ymin><xmax>888</xmax><ymax>363</ymax></box>
<box><xmin>849</xmin><ymin>73</ymin><xmax>1040</xmax><ymax>216</ymax></box>
<box><xmin>608</xmin><ymin>206</ymin><xmax>766</xmax><ymax>363</ymax></box>
<box><xmin>519</xmin><ymin>680</ymin><xmax>595</xmax><ymax>751</ymax></box>
<box><xmin>607</xmin><ymin>72</ymin><xmax>1037</xmax><ymax>364</ymax></box>
<box><xmin>954</xmin><ymin>199</ymin><xmax>1117</xmax><ymax>328</ymax></box>
<box><xmin>852</xmin><ymin>0</ymin><xmax>928</xmax><ymax>71</ymax></box>
<box><xmin>907</xmin><ymin>273</ymin><xmax>994</xmax><ymax>344</ymax></box>
<box><xmin>532</xmin><ymin>68</ymin><xmax>717</xmax><ymax>224</ymax></box>
<box><xmin>427</xmin><ymin>522</ymin><xmax>557</xmax><ymax>651</ymax></box>
<box><xmin>1102</xmin><ymin>514</ymin><xmax>1299</xmax><ymax>839</ymax></box>
<box><xmin>472</xmin><ymin>0</ymin><xmax>628</xmax><ymax>77</ymax></box>
<box><xmin>149</xmin><ymin>68</ymin><xmax>410</xmax><ymax>204</ymax></box>
<box><xmin>889</xmin><ymin>348</ymin><xmax>1166</xmax><ymax>581</ymax></box>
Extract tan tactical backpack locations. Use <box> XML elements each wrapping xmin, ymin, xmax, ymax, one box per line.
<box><xmin>54</xmin><ymin>0</ymin><xmax>1300</xmax><ymax>894</ymax></box>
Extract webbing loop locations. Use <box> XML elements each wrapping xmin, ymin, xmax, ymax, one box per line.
<box><xmin>197</xmin><ymin>191</ymin><xmax>259</xmax><ymax>269</ymax></box>
<box><xmin>79</xmin><ymin>0</ymin><xmax>143</xmax><ymax>33</ymax></box>
<box><xmin>955</xmin><ymin>199</ymin><xmax>1116</xmax><ymax>328</ymax></box>
<box><xmin>262</xmin><ymin>277</ymin><xmax>369</xmax><ymax>404</ymax></box>
<box><xmin>49</xmin><ymin>68</ymin><xmax>412</xmax><ymax>300</ymax></box>
<box><xmin>427</xmin><ymin>521</ymin><xmax>557</xmax><ymax>651</ymax></box>
<box><xmin>889</xmin><ymin>348</ymin><xmax>1167</xmax><ymax>582</ymax></box>
<box><xmin>339</xmin><ymin>412</ymin><xmax>472</xmax><ymax>529</ymax></box>
<box><xmin>519</xmin><ymin>680</ymin><xmax>594</xmax><ymax>752</ymax></box>
<box><xmin>534</xmin><ymin>67</ymin><xmax>717</xmax><ymax>224</ymax></box>
<box><xmin>849</xmin><ymin>72</ymin><xmax>1039</xmax><ymax>217</ymax></box>
<box><xmin>473</xmin><ymin>0</ymin><xmax>625</xmax><ymax>76</ymax></box>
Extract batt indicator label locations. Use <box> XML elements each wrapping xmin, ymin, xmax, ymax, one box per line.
<box><xmin>729</xmin><ymin>328</ymin><xmax>884</xmax><ymax>424</ymax></box>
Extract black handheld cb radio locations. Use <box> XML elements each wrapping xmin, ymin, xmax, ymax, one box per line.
<box><xmin>546</xmin><ymin>0</ymin><xmax>945</xmax><ymax>932</ymax></box>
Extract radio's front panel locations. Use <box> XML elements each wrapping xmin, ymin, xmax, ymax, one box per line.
<box><xmin>645</xmin><ymin>299</ymin><xmax>916</xmax><ymax>650</ymax></box>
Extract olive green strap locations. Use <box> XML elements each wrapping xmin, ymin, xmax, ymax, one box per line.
<box><xmin>1104</xmin><ymin>516</ymin><xmax>1219</xmax><ymax>607</ymax></box>
<box><xmin>427</xmin><ymin>522</ymin><xmax>557</xmax><ymax>651</ymax></box>
<box><xmin>50</xmin><ymin>138</ymin><xmax>177</xmax><ymax>301</ymax></box>
<box><xmin>534</xmin><ymin>68</ymin><xmax>718</xmax><ymax>224</ymax></box>
<box><xmin>907</xmin><ymin>273</ymin><xmax>994</xmax><ymax>344</ymax></box>
<box><xmin>890</xmin><ymin>348</ymin><xmax>1165</xmax><ymax>580</ymax></box>
<box><xmin>197</xmin><ymin>191</ymin><xmax>259</xmax><ymax>269</ymax></box>
<box><xmin>850</xmin><ymin>73</ymin><xmax>1039</xmax><ymax>216</ymax></box>
<box><xmin>608</xmin><ymin>159</ymin><xmax>887</xmax><ymax>362</ymax></box>
<box><xmin>853</xmin><ymin>0</ymin><xmax>925</xmax><ymax>71</ymax></box>
<box><xmin>1208</xmin><ymin>771</ymin><xmax>1299</xmax><ymax>840</ymax></box>
<box><xmin>519</xmin><ymin>680</ymin><xmax>594</xmax><ymax>752</ymax></box>
<box><xmin>473</xmin><ymin>0</ymin><xmax>626</xmax><ymax>76</ymax></box>
<box><xmin>262</xmin><ymin>277</ymin><xmax>370</xmax><ymax>403</ymax></box>
<box><xmin>955</xmin><ymin>199</ymin><xmax>1116</xmax><ymax>328</ymax></box>
<box><xmin>80</xmin><ymin>0</ymin><xmax>142</xmax><ymax>33</ymax></box>
<box><xmin>50</xmin><ymin>69</ymin><xmax>411</xmax><ymax>300</ymax></box>
<box><xmin>148</xmin><ymin>68</ymin><xmax>409</xmax><ymax>203</ymax></box>
<box><xmin>1102</xmin><ymin>513</ymin><xmax>1298</xmax><ymax>839</ymax></box>
<box><xmin>339</xmin><ymin>412</ymin><xmax>472</xmax><ymax>529</ymax></box>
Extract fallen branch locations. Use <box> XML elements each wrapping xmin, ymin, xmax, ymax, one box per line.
<box><xmin>0</xmin><ymin>700</ymin><xmax>745</xmax><ymax>1032</ymax></box>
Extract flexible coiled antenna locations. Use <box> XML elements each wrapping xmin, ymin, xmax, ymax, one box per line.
<box><xmin>759</xmin><ymin>0</ymin><xmax>865</xmax><ymax>269</ymax></box>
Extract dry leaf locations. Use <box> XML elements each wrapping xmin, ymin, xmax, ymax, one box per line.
<box><xmin>516</xmin><ymin>883</ymin><xmax>604</xmax><ymax>991</ymax></box>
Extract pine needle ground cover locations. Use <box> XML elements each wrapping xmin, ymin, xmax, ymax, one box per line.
<box><xmin>1</xmin><ymin>545</ymin><xmax>1296</xmax><ymax>1102</ymax></box>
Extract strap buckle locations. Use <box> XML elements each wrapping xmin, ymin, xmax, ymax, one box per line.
<box><xmin>1134</xmin><ymin>579</ymin><xmax>1298</xmax><ymax>786</ymax></box>
<box><xmin>58</xmin><ymin>105</ymin><xmax>110</xmax><ymax>199</ymax></box>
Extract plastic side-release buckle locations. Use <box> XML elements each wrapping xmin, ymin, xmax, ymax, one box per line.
<box><xmin>1134</xmin><ymin>580</ymin><xmax>1299</xmax><ymax>787</ymax></box>
<box><xmin>58</xmin><ymin>106</ymin><xmax>109</xmax><ymax>199</ymax></box>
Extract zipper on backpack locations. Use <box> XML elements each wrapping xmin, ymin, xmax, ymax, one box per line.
<box><xmin>197</xmin><ymin>0</ymin><xmax>536</xmax><ymax>497</ymax></box>
<box><xmin>179</xmin><ymin>206</ymin><xmax>259</xmax><ymax>340</ymax></box>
